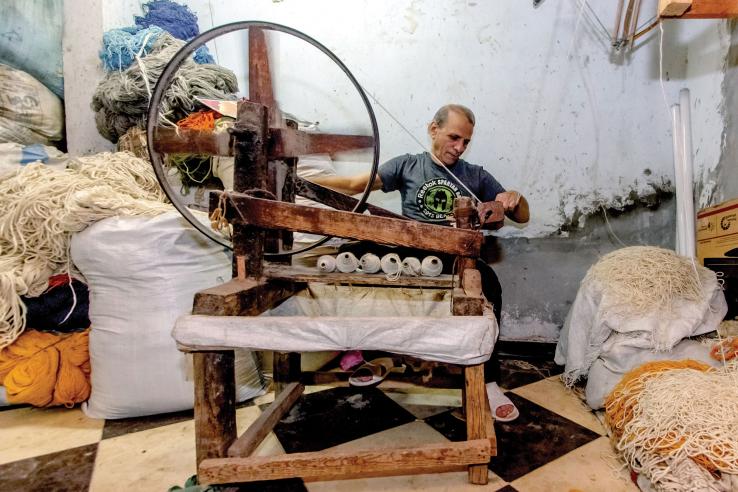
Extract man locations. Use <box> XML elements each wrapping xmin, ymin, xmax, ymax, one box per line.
<box><xmin>310</xmin><ymin>104</ymin><xmax>529</xmax><ymax>421</ymax></box>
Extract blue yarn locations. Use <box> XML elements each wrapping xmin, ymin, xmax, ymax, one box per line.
<box><xmin>135</xmin><ymin>0</ymin><xmax>200</xmax><ymax>41</ymax></box>
<box><xmin>193</xmin><ymin>46</ymin><xmax>215</xmax><ymax>65</ymax></box>
<box><xmin>100</xmin><ymin>26</ymin><xmax>165</xmax><ymax>71</ymax></box>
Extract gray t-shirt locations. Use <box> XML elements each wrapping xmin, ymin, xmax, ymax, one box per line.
<box><xmin>378</xmin><ymin>152</ymin><xmax>505</xmax><ymax>223</ymax></box>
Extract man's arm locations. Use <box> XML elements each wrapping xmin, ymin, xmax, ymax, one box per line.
<box><xmin>495</xmin><ymin>191</ymin><xmax>529</xmax><ymax>223</ymax></box>
<box><xmin>307</xmin><ymin>172</ymin><xmax>383</xmax><ymax>195</ymax></box>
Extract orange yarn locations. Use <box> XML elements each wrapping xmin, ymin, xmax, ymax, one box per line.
<box><xmin>176</xmin><ymin>110</ymin><xmax>217</xmax><ymax>131</ymax></box>
<box><xmin>0</xmin><ymin>329</ymin><xmax>91</xmax><ymax>407</ymax></box>
<box><xmin>710</xmin><ymin>337</ymin><xmax>738</xmax><ymax>362</ymax></box>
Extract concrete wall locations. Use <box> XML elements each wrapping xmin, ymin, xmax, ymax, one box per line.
<box><xmin>710</xmin><ymin>20</ymin><xmax>738</xmax><ymax>202</ymax></box>
<box><xmin>67</xmin><ymin>1</ymin><xmax>733</xmax><ymax>341</ymax></box>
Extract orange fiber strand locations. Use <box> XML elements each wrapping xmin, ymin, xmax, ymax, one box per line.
<box><xmin>176</xmin><ymin>110</ymin><xmax>217</xmax><ymax>131</ymax></box>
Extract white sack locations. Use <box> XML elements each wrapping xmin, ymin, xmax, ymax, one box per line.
<box><xmin>72</xmin><ymin>212</ymin><xmax>266</xmax><ymax>419</ymax></box>
<box><xmin>0</xmin><ymin>142</ymin><xmax>68</xmax><ymax>180</ymax></box>
<box><xmin>584</xmin><ymin>339</ymin><xmax>720</xmax><ymax>409</ymax></box>
<box><xmin>0</xmin><ymin>64</ymin><xmax>64</xmax><ymax>145</ymax></box>
<box><xmin>555</xmin><ymin>267</ymin><xmax>727</xmax><ymax>385</ymax></box>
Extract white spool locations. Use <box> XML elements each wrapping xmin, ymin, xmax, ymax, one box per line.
<box><xmin>358</xmin><ymin>253</ymin><xmax>381</xmax><ymax>274</ymax></box>
<box><xmin>317</xmin><ymin>255</ymin><xmax>336</xmax><ymax>273</ymax></box>
<box><xmin>421</xmin><ymin>256</ymin><xmax>443</xmax><ymax>277</ymax></box>
<box><xmin>336</xmin><ymin>252</ymin><xmax>359</xmax><ymax>273</ymax></box>
<box><xmin>401</xmin><ymin>257</ymin><xmax>422</xmax><ymax>276</ymax></box>
<box><xmin>380</xmin><ymin>253</ymin><xmax>402</xmax><ymax>276</ymax></box>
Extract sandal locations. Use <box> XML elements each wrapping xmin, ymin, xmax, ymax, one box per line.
<box><xmin>486</xmin><ymin>382</ymin><xmax>519</xmax><ymax>422</ymax></box>
<box><xmin>349</xmin><ymin>357</ymin><xmax>405</xmax><ymax>387</ymax></box>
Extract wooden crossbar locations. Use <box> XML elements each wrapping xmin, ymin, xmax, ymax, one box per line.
<box><xmin>200</xmin><ymin>439</ymin><xmax>492</xmax><ymax>484</ymax></box>
<box><xmin>228</xmin><ymin>382</ymin><xmax>304</xmax><ymax>458</ymax></box>
<box><xmin>212</xmin><ymin>191</ymin><xmax>483</xmax><ymax>257</ymax></box>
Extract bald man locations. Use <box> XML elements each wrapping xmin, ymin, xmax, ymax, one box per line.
<box><xmin>310</xmin><ymin>104</ymin><xmax>529</xmax><ymax>420</ymax></box>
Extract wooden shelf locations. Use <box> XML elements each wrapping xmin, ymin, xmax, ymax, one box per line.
<box><xmin>263</xmin><ymin>263</ymin><xmax>454</xmax><ymax>288</ymax></box>
<box><xmin>659</xmin><ymin>0</ymin><xmax>738</xmax><ymax>18</ymax></box>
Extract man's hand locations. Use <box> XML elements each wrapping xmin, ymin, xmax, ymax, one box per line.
<box><xmin>495</xmin><ymin>191</ymin><xmax>521</xmax><ymax>212</ymax></box>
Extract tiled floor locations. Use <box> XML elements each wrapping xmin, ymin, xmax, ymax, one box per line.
<box><xmin>0</xmin><ymin>356</ymin><xmax>638</xmax><ymax>492</ymax></box>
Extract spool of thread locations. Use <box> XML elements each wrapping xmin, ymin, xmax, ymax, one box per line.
<box><xmin>401</xmin><ymin>257</ymin><xmax>422</xmax><ymax>276</ymax></box>
<box><xmin>358</xmin><ymin>253</ymin><xmax>381</xmax><ymax>274</ymax></box>
<box><xmin>380</xmin><ymin>253</ymin><xmax>402</xmax><ymax>276</ymax></box>
<box><xmin>421</xmin><ymin>256</ymin><xmax>443</xmax><ymax>277</ymax></box>
<box><xmin>336</xmin><ymin>252</ymin><xmax>359</xmax><ymax>273</ymax></box>
<box><xmin>317</xmin><ymin>255</ymin><xmax>336</xmax><ymax>273</ymax></box>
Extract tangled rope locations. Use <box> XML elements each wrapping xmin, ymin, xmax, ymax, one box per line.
<box><xmin>584</xmin><ymin>246</ymin><xmax>705</xmax><ymax>317</ymax></box>
<box><xmin>92</xmin><ymin>33</ymin><xmax>237</xmax><ymax>143</ymax></box>
<box><xmin>605</xmin><ymin>360</ymin><xmax>738</xmax><ymax>491</ymax></box>
<box><xmin>0</xmin><ymin>152</ymin><xmax>172</xmax><ymax>348</ymax></box>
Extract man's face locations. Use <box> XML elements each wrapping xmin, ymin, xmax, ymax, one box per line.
<box><xmin>429</xmin><ymin>110</ymin><xmax>474</xmax><ymax>166</ymax></box>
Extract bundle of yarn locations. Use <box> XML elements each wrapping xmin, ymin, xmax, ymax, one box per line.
<box><xmin>583</xmin><ymin>246</ymin><xmax>705</xmax><ymax>318</ymax></box>
<box><xmin>604</xmin><ymin>360</ymin><xmax>738</xmax><ymax>491</ymax></box>
<box><xmin>92</xmin><ymin>32</ymin><xmax>237</xmax><ymax>143</ymax></box>
<box><xmin>101</xmin><ymin>0</ymin><xmax>215</xmax><ymax>72</ymax></box>
<box><xmin>316</xmin><ymin>253</ymin><xmax>443</xmax><ymax>279</ymax></box>
<box><xmin>0</xmin><ymin>329</ymin><xmax>91</xmax><ymax>407</ymax></box>
<box><xmin>0</xmin><ymin>152</ymin><xmax>172</xmax><ymax>348</ymax></box>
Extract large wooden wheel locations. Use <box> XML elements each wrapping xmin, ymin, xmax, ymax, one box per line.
<box><xmin>146</xmin><ymin>21</ymin><xmax>393</xmax><ymax>257</ymax></box>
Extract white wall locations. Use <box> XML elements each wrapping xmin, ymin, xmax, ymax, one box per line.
<box><xmin>90</xmin><ymin>0</ymin><xmax>729</xmax><ymax>239</ymax></box>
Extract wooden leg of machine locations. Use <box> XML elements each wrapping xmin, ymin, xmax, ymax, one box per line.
<box><xmin>273</xmin><ymin>351</ymin><xmax>301</xmax><ymax>395</ymax></box>
<box><xmin>464</xmin><ymin>363</ymin><xmax>495</xmax><ymax>484</ymax></box>
<box><xmin>194</xmin><ymin>351</ymin><xmax>237</xmax><ymax>467</ymax></box>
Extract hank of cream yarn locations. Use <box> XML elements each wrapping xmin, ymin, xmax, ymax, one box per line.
<box><xmin>420</xmin><ymin>256</ymin><xmax>443</xmax><ymax>277</ymax></box>
<box><xmin>358</xmin><ymin>253</ymin><xmax>381</xmax><ymax>274</ymax></box>
<box><xmin>336</xmin><ymin>252</ymin><xmax>359</xmax><ymax>273</ymax></box>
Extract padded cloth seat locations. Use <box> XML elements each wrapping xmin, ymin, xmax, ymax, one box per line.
<box><xmin>173</xmin><ymin>284</ymin><xmax>498</xmax><ymax>365</ymax></box>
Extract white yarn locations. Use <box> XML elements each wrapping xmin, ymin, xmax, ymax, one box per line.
<box><xmin>613</xmin><ymin>364</ymin><xmax>738</xmax><ymax>491</ymax></box>
<box><xmin>380</xmin><ymin>253</ymin><xmax>402</xmax><ymax>276</ymax></box>
<box><xmin>335</xmin><ymin>252</ymin><xmax>359</xmax><ymax>273</ymax></box>
<box><xmin>358</xmin><ymin>253</ymin><xmax>381</xmax><ymax>274</ymax></box>
<box><xmin>401</xmin><ymin>257</ymin><xmax>422</xmax><ymax>276</ymax></box>
<box><xmin>421</xmin><ymin>256</ymin><xmax>443</xmax><ymax>277</ymax></box>
<box><xmin>316</xmin><ymin>255</ymin><xmax>336</xmax><ymax>273</ymax></box>
<box><xmin>0</xmin><ymin>152</ymin><xmax>171</xmax><ymax>348</ymax></box>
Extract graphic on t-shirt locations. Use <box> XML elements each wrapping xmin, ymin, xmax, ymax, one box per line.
<box><xmin>415</xmin><ymin>178</ymin><xmax>461</xmax><ymax>220</ymax></box>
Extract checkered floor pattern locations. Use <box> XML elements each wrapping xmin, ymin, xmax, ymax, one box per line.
<box><xmin>0</xmin><ymin>356</ymin><xmax>638</xmax><ymax>491</ymax></box>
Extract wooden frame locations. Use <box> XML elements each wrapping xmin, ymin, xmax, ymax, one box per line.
<box><xmin>165</xmin><ymin>28</ymin><xmax>498</xmax><ymax>484</ymax></box>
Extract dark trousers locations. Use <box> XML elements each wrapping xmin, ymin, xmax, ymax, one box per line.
<box><xmin>338</xmin><ymin>241</ymin><xmax>502</xmax><ymax>383</ymax></box>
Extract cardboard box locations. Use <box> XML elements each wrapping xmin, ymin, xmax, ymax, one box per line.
<box><xmin>697</xmin><ymin>197</ymin><xmax>738</xmax><ymax>263</ymax></box>
<box><xmin>698</xmin><ymin>197</ymin><xmax>738</xmax><ymax>322</ymax></box>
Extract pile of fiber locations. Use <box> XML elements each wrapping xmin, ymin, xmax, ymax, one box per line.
<box><xmin>0</xmin><ymin>329</ymin><xmax>90</xmax><ymax>407</ymax></box>
<box><xmin>555</xmin><ymin>246</ymin><xmax>727</xmax><ymax>408</ymax></box>
<box><xmin>93</xmin><ymin>0</ymin><xmax>235</xmax><ymax>143</ymax></box>
<box><xmin>0</xmin><ymin>152</ymin><xmax>171</xmax><ymax>349</ymax></box>
<box><xmin>605</xmin><ymin>360</ymin><xmax>738</xmax><ymax>491</ymax></box>
<box><xmin>92</xmin><ymin>32</ymin><xmax>237</xmax><ymax>143</ymax></box>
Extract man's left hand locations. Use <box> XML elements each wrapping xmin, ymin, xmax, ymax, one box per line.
<box><xmin>495</xmin><ymin>191</ymin><xmax>521</xmax><ymax>212</ymax></box>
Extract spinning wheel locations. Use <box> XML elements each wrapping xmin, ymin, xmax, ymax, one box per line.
<box><xmin>148</xmin><ymin>21</ymin><xmax>499</xmax><ymax>488</ymax></box>
<box><xmin>146</xmin><ymin>21</ymin><xmax>398</xmax><ymax>257</ymax></box>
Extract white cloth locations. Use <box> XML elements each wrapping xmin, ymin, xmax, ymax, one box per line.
<box><xmin>173</xmin><ymin>284</ymin><xmax>498</xmax><ymax>366</ymax></box>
